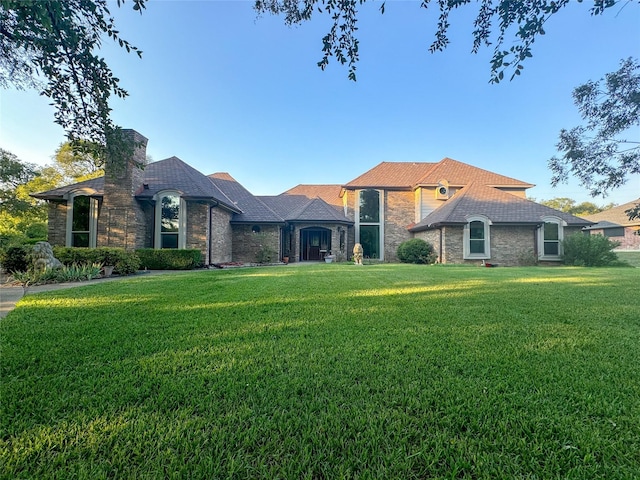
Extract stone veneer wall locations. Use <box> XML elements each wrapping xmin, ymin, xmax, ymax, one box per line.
<box><xmin>413</xmin><ymin>229</ymin><xmax>442</xmax><ymax>263</ymax></box>
<box><xmin>232</xmin><ymin>224</ymin><xmax>280</xmax><ymax>263</ymax></box>
<box><xmin>97</xmin><ymin>129</ymin><xmax>148</xmax><ymax>250</ymax></box>
<box><xmin>186</xmin><ymin>201</ymin><xmax>209</xmax><ymax>263</ymax></box>
<box><xmin>384</xmin><ymin>190</ymin><xmax>414</xmax><ymax>262</ymax></box>
<box><xmin>47</xmin><ymin>201</ymin><xmax>67</xmax><ymax>246</ymax></box>
<box><xmin>210</xmin><ymin>207</ymin><xmax>234</xmax><ymax>264</ymax></box>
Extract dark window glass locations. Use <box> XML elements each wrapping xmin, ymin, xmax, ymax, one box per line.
<box><xmin>161</xmin><ymin>233</ymin><xmax>179</xmax><ymax>249</ymax></box>
<box><xmin>469</xmin><ymin>220</ymin><xmax>485</xmax><ymax>254</ymax></box>
<box><xmin>605</xmin><ymin>227</ymin><xmax>624</xmax><ymax>237</ymax></box>
<box><xmin>543</xmin><ymin>222</ymin><xmax>560</xmax><ymax>255</ymax></box>
<box><xmin>161</xmin><ymin>195</ymin><xmax>180</xmax><ymax>233</ymax></box>
<box><xmin>72</xmin><ymin>196</ymin><xmax>90</xmax><ymax>232</ymax></box>
<box><xmin>359</xmin><ymin>190</ymin><xmax>380</xmax><ymax>223</ymax></box>
<box><xmin>360</xmin><ymin>225</ymin><xmax>380</xmax><ymax>259</ymax></box>
<box><xmin>72</xmin><ymin>233</ymin><xmax>89</xmax><ymax>248</ymax></box>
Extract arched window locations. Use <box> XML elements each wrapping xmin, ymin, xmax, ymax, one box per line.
<box><xmin>155</xmin><ymin>192</ymin><xmax>186</xmax><ymax>249</ymax></box>
<box><xmin>464</xmin><ymin>215</ymin><xmax>491</xmax><ymax>259</ymax></box>
<box><xmin>66</xmin><ymin>192</ymin><xmax>98</xmax><ymax>247</ymax></box>
<box><xmin>539</xmin><ymin>217</ymin><xmax>565</xmax><ymax>260</ymax></box>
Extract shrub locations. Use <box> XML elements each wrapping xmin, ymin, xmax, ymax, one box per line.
<box><xmin>10</xmin><ymin>263</ymin><xmax>103</xmax><ymax>286</ymax></box>
<box><xmin>53</xmin><ymin>247</ymin><xmax>140</xmax><ymax>275</ymax></box>
<box><xmin>397</xmin><ymin>239</ymin><xmax>437</xmax><ymax>264</ymax></box>
<box><xmin>562</xmin><ymin>233</ymin><xmax>620</xmax><ymax>267</ymax></box>
<box><xmin>0</xmin><ymin>245</ymin><xmax>31</xmax><ymax>273</ymax></box>
<box><xmin>136</xmin><ymin>249</ymin><xmax>203</xmax><ymax>270</ymax></box>
<box><xmin>255</xmin><ymin>244</ymin><xmax>277</xmax><ymax>264</ymax></box>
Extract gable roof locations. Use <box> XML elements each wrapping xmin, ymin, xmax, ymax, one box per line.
<box><xmin>259</xmin><ymin>195</ymin><xmax>352</xmax><ymax>224</ymax></box>
<box><xmin>415</xmin><ymin>158</ymin><xmax>534</xmax><ymax>188</ymax></box>
<box><xmin>343</xmin><ymin>162</ymin><xmax>436</xmax><ymax>189</ymax></box>
<box><xmin>583</xmin><ymin>198</ymin><xmax>640</xmax><ymax>227</ymax></box>
<box><xmin>208</xmin><ymin>172</ymin><xmax>283</xmax><ymax>223</ymax></box>
<box><xmin>410</xmin><ymin>183</ymin><xmax>593</xmax><ymax>231</ymax></box>
<box><xmin>135</xmin><ymin>157</ymin><xmax>237</xmax><ymax>208</ymax></box>
<box><xmin>281</xmin><ymin>184</ymin><xmax>343</xmax><ymax>208</ymax></box>
<box><xmin>342</xmin><ymin>159</ymin><xmax>533</xmax><ymax>190</ymax></box>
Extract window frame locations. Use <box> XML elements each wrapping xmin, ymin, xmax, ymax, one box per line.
<box><xmin>538</xmin><ymin>216</ymin><xmax>566</xmax><ymax>261</ymax></box>
<box><xmin>65</xmin><ymin>190</ymin><xmax>98</xmax><ymax>248</ymax></box>
<box><xmin>463</xmin><ymin>215</ymin><xmax>491</xmax><ymax>260</ymax></box>
<box><xmin>355</xmin><ymin>189</ymin><xmax>384</xmax><ymax>260</ymax></box>
<box><xmin>154</xmin><ymin>191</ymin><xmax>187</xmax><ymax>249</ymax></box>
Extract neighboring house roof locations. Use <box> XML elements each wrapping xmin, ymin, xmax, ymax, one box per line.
<box><xmin>281</xmin><ymin>184</ymin><xmax>343</xmax><ymax>208</ymax></box>
<box><xmin>410</xmin><ymin>183</ymin><xmax>593</xmax><ymax>231</ymax></box>
<box><xmin>209</xmin><ymin>172</ymin><xmax>283</xmax><ymax>224</ymax></box>
<box><xmin>342</xmin><ymin>159</ymin><xmax>533</xmax><ymax>190</ymax></box>
<box><xmin>259</xmin><ymin>195</ymin><xmax>353</xmax><ymax>224</ymax></box>
<box><xmin>583</xmin><ymin>198</ymin><xmax>640</xmax><ymax>228</ymax></box>
<box><xmin>31</xmin><ymin>176</ymin><xmax>105</xmax><ymax>200</ymax></box>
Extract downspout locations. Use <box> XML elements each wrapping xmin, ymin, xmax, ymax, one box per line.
<box><xmin>208</xmin><ymin>201</ymin><xmax>219</xmax><ymax>266</ymax></box>
<box><xmin>439</xmin><ymin>227</ymin><xmax>443</xmax><ymax>264</ymax></box>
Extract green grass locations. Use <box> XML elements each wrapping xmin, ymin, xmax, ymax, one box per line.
<box><xmin>1</xmin><ymin>265</ymin><xmax>639</xmax><ymax>479</ymax></box>
<box><xmin>616</xmin><ymin>250</ymin><xmax>640</xmax><ymax>267</ymax></box>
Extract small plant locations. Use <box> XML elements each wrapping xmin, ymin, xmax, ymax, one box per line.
<box><xmin>136</xmin><ymin>249</ymin><xmax>202</xmax><ymax>270</ymax></box>
<box><xmin>397</xmin><ymin>238</ymin><xmax>437</xmax><ymax>264</ymax></box>
<box><xmin>0</xmin><ymin>245</ymin><xmax>32</xmax><ymax>273</ymax></box>
<box><xmin>255</xmin><ymin>244</ymin><xmax>277</xmax><ymax>264</ymax></box>
<box><xmin>562</xmin><ymin>233</ymin><xmax>621</xmax><ymax>267</ymax></box>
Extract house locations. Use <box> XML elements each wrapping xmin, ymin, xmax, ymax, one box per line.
<box><xmin>33</xmin><ymin>129</ymin><xmax>593</xmax><ymax>265</ymax></box>
<box><xmin>582</xmin><ymin>199</ymin><xmax>640</xmax><ymax>250</ymax></box>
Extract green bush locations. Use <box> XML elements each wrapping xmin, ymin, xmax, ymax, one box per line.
<box><xmin>136</xmin><ymin>249</ymin><xmax>203</xmax><ymax>270</ymax></box>
<box><xmin>397</xmin><ymin>238</ymin><xmax>437</xmax><ymax>264</ymax></box>
<box><xmin>10</xmin><ymin>263</ymin><xmax>102</xmax><ymax>286</ymax></box>
<box><xmin>53</xmin><ymin>247</ymin><xmax>140</xmax><ymax>275</ymax></box>
<box><xmin>562</xmin><ymin>233</ymin><xmax>621</xmax><ymax>267</ymax></box>
<box><xmin>0</xmin><ymin>245</ymin><xmax>32</xmax><ymax>273</ymax></box>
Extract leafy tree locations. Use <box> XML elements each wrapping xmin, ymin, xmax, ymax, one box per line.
<box><xmin>53</xmin><ymin>141</ymin><xmax>104</xmax><ymax>183</ymax></box>
<box><xmin>539</xmin><ymin>197</ymin><xmax>616</xmax><ymax>216</ymax></box>
<box><xmin>549</xmin><ymin>57</ymin><xmax>640</xmax><ymax>198</ymax></box>
<box><xmin>0</xmin><ymin>0</ymin><xmax>146</xmax><ymax>154</ymax></box>
<box><xmin>255</xmin><ymin>0</ymin><xmax>626</xmax><ymax>82</ymax></box>
<box><xmin>0</xmin><ymin>149</ymin><xmax>39</xmax><ymax>217</ymax></box>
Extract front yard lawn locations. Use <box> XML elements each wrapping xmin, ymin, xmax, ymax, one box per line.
<box><xmin>1</xmin><ymin>265</ymin><xmax>639</xmax><ymax>478</ymax></box>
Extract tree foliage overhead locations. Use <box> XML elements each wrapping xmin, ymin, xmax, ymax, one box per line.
<box><xmin>549</xmin><ymin>57</ymin><xmax>640</xmax><ymax>197</ymax></box>
<box><xmin>254</xmin><ymin>0</ymin><xmax>625</xmax><ymax>82</ymax></box>
<box><xmin>539</xmin><ymin>197</ymin><xmax>616</xmax><ymax>216</ymax></box>
<box><xmin>0</xmin><ymin>0</ymin><xmax>146</xmax><ymax>154</ymax></box>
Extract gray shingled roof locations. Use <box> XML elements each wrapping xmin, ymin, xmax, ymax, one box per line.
<box><xmin>31</xmin><ymin>176</ymin><xmax>105</xmax><ymax>200</ymax></box>
<box><xmin>209</xmin><ymin>173</ymin><xmax>283</xmax><ymax>223</ymax></box>
<box><xmin>259</xmin><ymin>195</ymin><xmax>352</xmax><ymax>224</ymax></box>
<box><xmin>584</xmin><ymin>198</ymin><xmax>640</xmax><ymax>227</ymax></box>
<box><xmin>410</xmin><ymin>183</ymin><xmax>593</xmax><ymax>231</ymax></box>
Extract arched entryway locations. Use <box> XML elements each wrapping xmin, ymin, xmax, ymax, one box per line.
<box><xmin>300</xmin><ymin>227</ymin><xmax>332</xmax><ymax>261</ymax></box>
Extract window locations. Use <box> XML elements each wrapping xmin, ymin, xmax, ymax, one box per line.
<box><xmin>356</xmin><ymin>189</ymin><xmax>383</xmax><ymax>260</ymax></box>
<box><xmin>539</xmin><ymin>217</ymin><xmax>565</xmax><ymax>260</ymax></box>
<box><xmin>66</xmin><ymin>192</ymin><xmax>98</xmax><ymax>247</ymax></box>
<box><xmin>464</xmin><ymin>216</ymin><xmax>491</xmax><ymax>259</ymax></box>
<box><xmin>155</xmin><ymin>192</ymin><xmax>185</xmax><ymax>249</ymax></box>
<box><xmin>604</xmin><ymin>227</ymin><xmax>624</xmax><ymax>237</ymax></box>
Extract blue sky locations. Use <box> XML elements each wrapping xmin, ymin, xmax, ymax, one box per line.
<box><xmin>1</xmin><ymin>0</ymin><xmax>639</xmax><ymax>204</ymax></box>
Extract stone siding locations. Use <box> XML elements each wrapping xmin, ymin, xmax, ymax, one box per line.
<box><xmin>186</xmin><ymin>201</ymin><xmax>210</xmax><ymax>263</ymax></box>
<box><xmin>384</xmin><ymin>190</ymin><xmax>414</xmax><ymax>262</ymax></box>
<box><xmin>232</xmin><ymin>224</ymin><xmax>280</xmax><ymax>263</ymax></box>
<box><xmin>210</xmin><ymin>207</ymin><xmax>234</xmax><ymax>264</ymax></box>
<box><xmin>47</xmin><ymin>201</ymin><xmax>67</xmax><ymax>246</ymax></box>
<box><xmin>413</xmin><ymin>229</ymin><xmax>442</xmax><ymax>263</ymax></box>
<box><xmin>97</xmin><ymin>130</ymin><xmax>148</xmax><ymax>250</ymax></box>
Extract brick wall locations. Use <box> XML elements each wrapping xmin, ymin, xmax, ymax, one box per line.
<box><xmin>97</xmin><ymin>129</ymin><xmax>148</xmax><ymax>250</ymax></box>
<box><xmin>210</xmin><ymin>207</ymin><xmax>233</xmax><ymax>264</ymax></box>
<box><xmin>47</xmin><ymin>201</ymin><xmax>67</xmax><ymax>246</ymax></box>
<box><xmin>186</xmin><ymin>201</ymin><xmax>209</xmax><ymax>262</ymax></box>
<box><xmin>232</xmin><ymin>224</ymin><xmax>280</xmax><ymax>263</ymax></box>
<box><xmin>414</xmin><ymin>229</ymin><xmax>441</xmax><ymax>263</ymax></box>
<box><xmin>384</xmin><ymin>190</ymin><xmax>414</xmax><ymax>262</ymax></box>
<box><xmin>589</xmin><ymin>227</ymin><xmax>640</xmax><ymax>250</ymax></box>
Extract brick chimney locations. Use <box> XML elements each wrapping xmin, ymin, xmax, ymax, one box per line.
<box><xmin>97</xmin><ymin>129</ymin><xmax>149</xmax><ymax>249</ymax></box>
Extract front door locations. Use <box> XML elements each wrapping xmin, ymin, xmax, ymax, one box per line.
<box><xmin>300</xmin><ymin>228</ymin><xmax>331</xmax><ymax>261</ymax></box>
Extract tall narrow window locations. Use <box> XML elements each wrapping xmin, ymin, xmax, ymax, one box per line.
<box><xmin>71</xmin><ymin>195</ymin><xmax>91</xmax><ymax>247</ymax></box>
<box><xmin>357</xmin><ymin>189</ymin><xmax>383</xmax><ymax>260</ymax></box>
<box><xmin>160</xmin><ymin>194</ymin><xmax>180</xmax><ymax>249</ymax></box>
<box><xmin>66</xmin><ymin>192</ymin><xmax>98</xmax><ymax>248</ymax></box>
<box><xmin>464</xmin><ymin>216</ymin><xmax>491</xmax><ymax>259</ymax></box>
<box><xmin>538</xmin><ymin>217</ymin><xmax>564</xmax><ymax>260</ymax></box>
